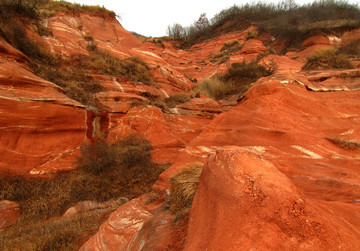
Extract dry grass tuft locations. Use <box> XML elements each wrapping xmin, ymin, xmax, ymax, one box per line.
<box><xmin>0</xmin><ymin>207</ymin><xmax>116</xmax><ymax>251</ymax></box>
<box><xmin>302</xmin><ymin>48</ymin><xmax>355</xmax><ymax>70</ymax></box>
<box><xmin>221</xmin><ymin>39</ymin><xmax>240</xmax><ymax>51</ymax></box>
<box><xmin>194</xmin><ymin>77</ymin><xmax>229</xmax><ymax>101</ymax></box>
<box><xmin>165</xmin><ymin>94</ymin><xmax>192</xmax><ymax>108</ymax></box>
<box><xmin>165</xmin><ymin>162</ymin><xmax>203</xmax><ymax>215</ymax></box>
<box><xmin>327</xmin><ymin>137</ymin><xmax>360</xmax><ymax>150</ymax></box>
<box><xmin>194</xmin><ymin>60</ymin><xmax>275</xmax><ymax>100</ymax></box>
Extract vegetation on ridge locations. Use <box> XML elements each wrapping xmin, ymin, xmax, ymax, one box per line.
<box><xmin>0</xmin><ymin>1</ymin><xmax>153</xmax><ymax>108</ymax></box>
<box><xmin>0</xmin><ymin>0</ymin><xmax>115</xmax><ymax>19</ymax></box>
<box><xmin>167</xmin><ymin>0</ymin><xmax>360</xmax><ymax>48</ymax></box>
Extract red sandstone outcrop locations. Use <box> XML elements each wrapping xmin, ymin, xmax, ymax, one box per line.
<box><xmin>1</xmin><ymin>6</ymin><xmax>360</xmax><ymax>250</ymax></box>
<box><xmin>186</xmin><ymin>147</ymin><xmax>359</xmax><ymax>250</ymax></box>
<box><xmin>80</xmin><ymin>196</ymin><xmax>160</xmax><ymax>250</ymax></box>
<box><xmin>0</xmin><ymin>59</ymin><xmax>86</xmax><ymax>175</ymax></box>
<box><xmin>82</xmin><ymin>72</ymin><xmax>360</xmax><ymax>250</ymax></box>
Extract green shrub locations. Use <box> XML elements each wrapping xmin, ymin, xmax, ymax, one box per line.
<box><xmin>302</xmin><ymin>48</ymin><xmax>355</xmax><ymax>70</ymax></box>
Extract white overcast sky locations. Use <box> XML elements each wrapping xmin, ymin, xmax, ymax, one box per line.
<box><xmin>70</xmin><ymin>0</ymin><xmax>359</xmax><ymax>37</ymax></box>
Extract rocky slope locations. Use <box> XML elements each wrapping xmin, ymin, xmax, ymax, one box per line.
<box><xmin>0</xmin><ymin>6</ymin><xmax>360</xmax><ymax>250</ymax></box>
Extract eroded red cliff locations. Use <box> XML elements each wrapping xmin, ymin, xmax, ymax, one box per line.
<box><xmin>1</xmin><ymin>6</ymin><xmax>360</xmax><ymax>250</ymax></box>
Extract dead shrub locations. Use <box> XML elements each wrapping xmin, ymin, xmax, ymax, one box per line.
<box><xmin>194</xmin><ymin>77</ymin><xmax>229</xmax><ymax>100</ymax></box>
<box><xmin>0</xmin><ymin>134</ymin><xmax>163</xmax><ymax>219</ymax></box>
<box><xmin>246</xmin><ymin>30</ymin><xmax>258</xmax><ymax>40</ymax></box>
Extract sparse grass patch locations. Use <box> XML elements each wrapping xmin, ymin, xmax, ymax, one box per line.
<box><xmin>211</xmin><ymin>40</ymin><xmax>243</xmax><ymax>63</ymax></box>
<box><xmin>0</xmin><ymin>134</ymin><xmax>166</xmax><ymax>249</ymax></box>
<box><xmin>165</xmin><ymin>94</ymin><xmax>192</xmax><ymax>108</ymax></box>
<box><xmin>74</xmin><ymin>47</ymin><xmax>154</xmax><ymax>86</ymax></box>
<box><xmin>327</xmin><ymin>137</ymin><xmax>360</xmax><ymax>150</ymax></box>
<box><xmin>221</xmin><ymin>39</ymin><xmax>240</xmax><ymax>51</ymax></box>
<box><xmin>195</xmin><ymin>60</ymin><xmax>275</xmax><ymax>100</ymax></box>
<box><xmin>0</xmin><ymin>207</ymin><xmax>116</xmax><ymax>251</ymax></box>
<box><xmin>246</xmin><ymin>30</ymin><xmax>258</xmax><ymax>40</ymax></box>
<box><xmin>132</xmin><ymin>92</ymin><xmax>193</xmax><ymax>111</ymax></box>
<box><xmin>302</xmin><ymin>48</ymin><xmax>355</xmax><ymax>70</ymax></box>
<box><xmin>35</xmin><ymin>63</ymin><xmax>105</xmax><ymax>107</ymax></box>
<box><xmin>38</xmin><ymin>0</ymin><xmax>115</xmax><ymax>19</ymax></box>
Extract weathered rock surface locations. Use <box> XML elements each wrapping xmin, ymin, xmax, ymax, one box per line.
<box><xmin>0</xmin><ymin>200</ymin><xmax>20</xmax><ymax>230</ymax></box>
<box><xmin>186</xmin><ymin>147</ymin><xmax>359</xmax><ymax>250</ymax></box>
<box><xmin>80</xmin><ymin>196</ymin><xmax>160</xmax><ymax>250</ymax></box>
<box><xmin>0</xmin><ymin>59</ymin><xmax>86</xmax><ymax>175</ymax></box>
<box><xmin>62</xmin><ymin>198</ymin><xmax>128</xmax><ymax>217</ymax></box>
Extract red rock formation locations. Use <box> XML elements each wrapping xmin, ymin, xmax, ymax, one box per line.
<box><xmin>186</xmin><ymin>147</ymin><xmax>359</xmax><ymax>250</ymax></box>
<box><xmin>86</xmin><ymin>70</ymin><xmax>360</xmax><ymax>249</ymax></box>
<box><xmin>1</xmin><ymin>6</ymin><xmax>360</xmax><ymax>250</ymax></box>
<box><xmin>80</xmin><ymin>195</ymin><xmax>160</xmax><ymax>250</ymax></box>
<box><xmin>62</xmin><ymin>198</ymin><xmax>128</xmax><ymax>217</ymax></box>
<box><xmin>0</xmin><ymin>59</ymin><xmax>86</xmax><ymax>175</ymax></box>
